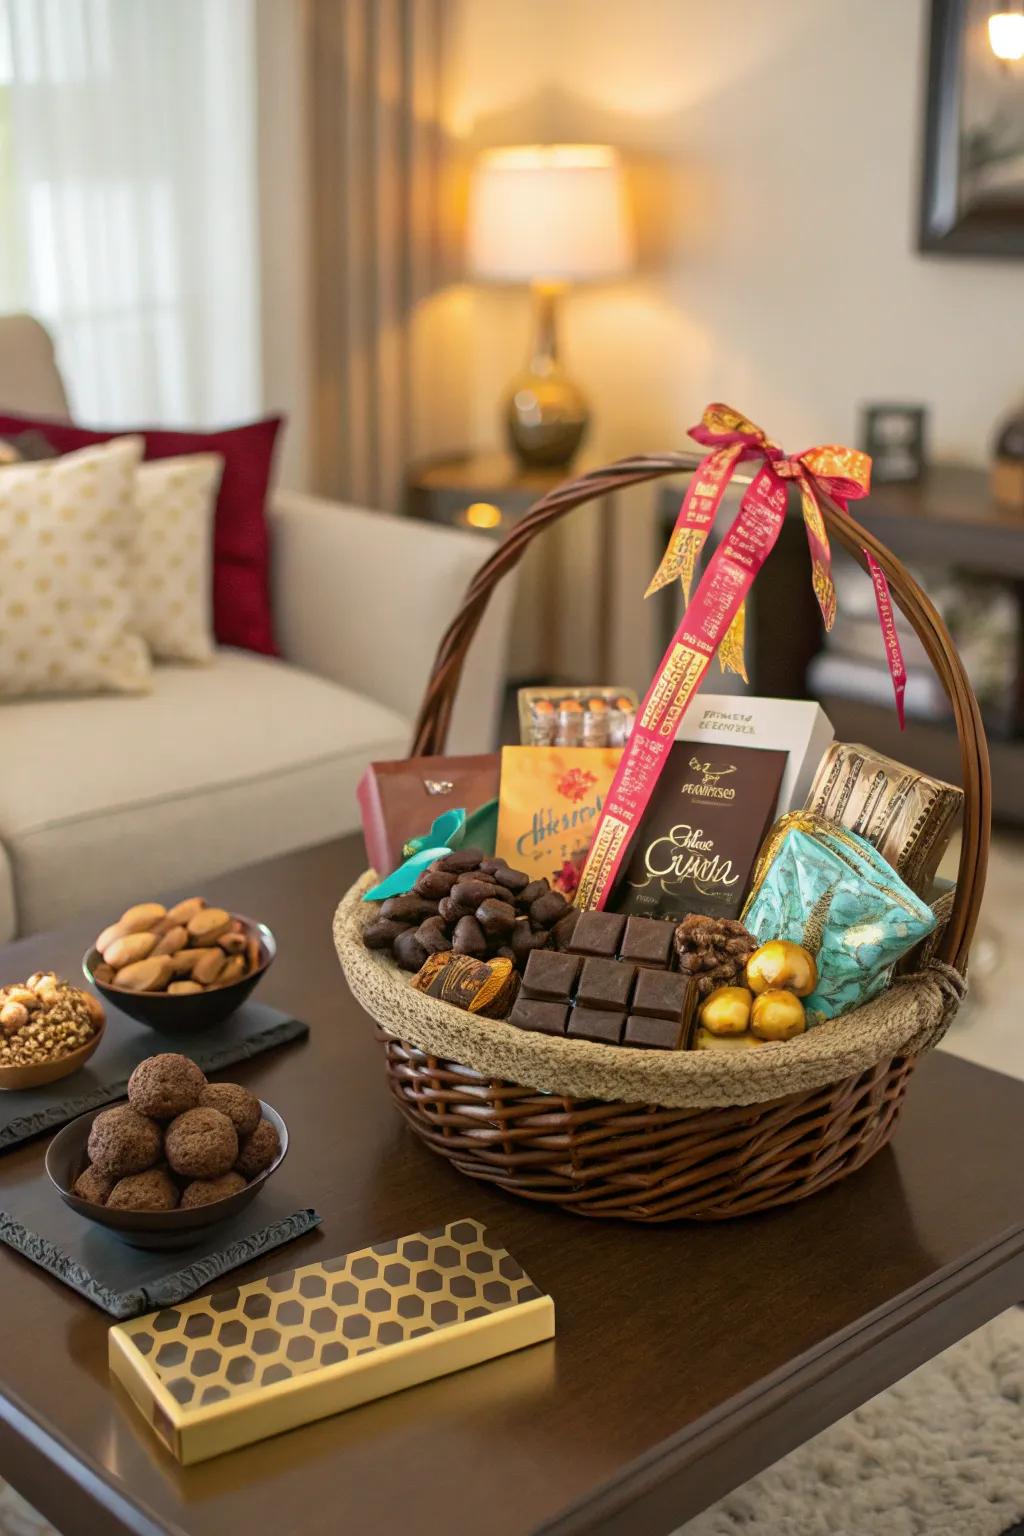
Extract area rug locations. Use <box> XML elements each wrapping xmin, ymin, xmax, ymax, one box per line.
<box><xmin>679</xmin><ymin>1306</ymin><xmax>1024</xmax><ymax>1536</ymax></box>
<box><xmin>0</xmin><ymin>1310</ymin><xmax>1020</xmax><ymax>1535</ymax></box>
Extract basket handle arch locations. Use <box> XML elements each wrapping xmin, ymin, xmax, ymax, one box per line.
<box><xmin>410</xmin><ymin>452</ymin><xmax>990</xmax><ymax>974</ymax></box>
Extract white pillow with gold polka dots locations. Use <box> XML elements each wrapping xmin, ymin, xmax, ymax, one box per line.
<box><xmin>0</xmin><ymin>437</ymin><xmax>151</xmax><ymax>697</ymax></box>
<box><xmin>132</xmin><ymin>454</ymin><xmax>223</xmax><ymax>662</ymax></box>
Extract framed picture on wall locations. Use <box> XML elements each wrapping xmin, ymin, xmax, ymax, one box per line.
<box><xmin>861</xmin><ymin>405</ymin><xmax>928</xmax><ymax>483</ymax></box>
<box><xmin>920</xmin><ymin>0</ymin><xmax>1024</xmax><ymax>255</ymax></box>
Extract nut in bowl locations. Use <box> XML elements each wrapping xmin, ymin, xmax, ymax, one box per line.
<box><xmin>45</xmin><ymin>1052</ymin><xmax>288</xmax><ymax>1250</ymax></box>
<box><xmin>0</xmin><ymin>973</ymin><xmax>105</xmax><ymax>1090</ymax></box>
<box><xmin>83</xmin><ymin>897</ymin><xmax>275</xmax><ymax>1033</ymax></box>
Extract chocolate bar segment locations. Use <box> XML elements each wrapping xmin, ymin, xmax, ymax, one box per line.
<box><xmin>508</xmin><ymin>999</ymin><xmax>569</xmax><ymax>1036</ymax></box>
<box><xmin>619</xmin><ymin>915</ymin><xmax>675</xmax><ymax>969</ymax></box>
<box><xmin>631</xmin><ymin>969</ymin><xmax>689</xmax><ymax>1020</ymax></box>
<box><xmin>567</xmin><ymin>1008</ymin><xmax>626</xmax><ymax>1045</ymax></box>
<box><xmin>570</xmin><ymin>910</ymin><xmax>626</xmax><ymax>958</ymax></box>
<box><xmin>577</xmin><ymin>957</ymin><xmax>634</xmax><ymax>1013</ymax></box>
<box><xmin>520</xmin><ymin>950</ymin><xmax>581</xmax><ymax>1002</ymax></box>
<box><xmin>623</xmin><ymin>1014</ymin><xmax>687</xmax><ymax>1050</ymax></box>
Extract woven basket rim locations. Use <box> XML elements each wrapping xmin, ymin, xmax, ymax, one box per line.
<box><xmin>335</xmin><ymin>872</ymin><xmax>964</xmax><ymax>1109</ymax></box>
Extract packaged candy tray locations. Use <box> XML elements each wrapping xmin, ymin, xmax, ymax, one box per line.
<box><xmin>336</xmin><ymin>448</ymin><xmax>989</xmax><ymax>1222</ymax></box>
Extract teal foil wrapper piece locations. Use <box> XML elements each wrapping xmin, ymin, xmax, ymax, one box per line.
<box><xmin>744</xmin><ymin>825</ymin><xmax>936</xmax><ymax>1022</ymax></box>
<box><xmin>362</xmin><ymin>800</ymin><xmax>498</xmax><ymax>901</ymax></box>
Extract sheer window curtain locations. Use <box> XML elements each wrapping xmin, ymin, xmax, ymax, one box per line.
<box><xmin>0</xmin><ymin>0</ymin><xmax>261</xmax><ymax>428</ymax></box>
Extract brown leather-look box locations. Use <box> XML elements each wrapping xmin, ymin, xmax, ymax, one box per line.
<box><xmin>357</xmin><ymin>754</ymin><xmax>499</xmax><ymax>875</ymax></box>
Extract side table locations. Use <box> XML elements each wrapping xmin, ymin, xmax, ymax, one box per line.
<box><xmin>406</xmin><ymin>451</ymin><xmax>616</xmax><ymax>681</ymax></box>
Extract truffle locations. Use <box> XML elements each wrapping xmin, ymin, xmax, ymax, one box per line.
<box><xmin>73</xmin><ymin>1163</ymin><xmax>117</xmax><ymax>1206</ymax></box>
<box><xmin>164</xmin><ymin>1107</ymin><xmax>238</xmax><ymax>1178</ymax></box>
<box><xmin>107</xmin><ymin>1169</ymin><xmax>180</xmax><ymax>1212</ymax></box>
<box><xmin>199</xmin><ymin>1082</ymin><xmax>261</xmax><ymax>1137</ymax></box>
<box><xmin>180</xmin><ymin>1171</ymin><xmax>247</xmax><ymax>1208</ymax></box>
<box><xmin>87</xmin><ymin>1105</ymin><xmax>162</xmax><ymax>1177</ymax></box>
<box><xmin>235</xmin><ymin>1118</ymin><xmax>281</xmax><ymax>1178</ymax></box>
<box><xmin>127</xmin><ymin>1053</ymin><xmax>207</xmax><ymax>1119</ymax></box>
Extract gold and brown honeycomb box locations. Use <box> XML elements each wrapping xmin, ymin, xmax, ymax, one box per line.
<box><xmin>108</xmin><ymin>1218</ymin><xmax>554</xmax><ymax>1464</ymax></box>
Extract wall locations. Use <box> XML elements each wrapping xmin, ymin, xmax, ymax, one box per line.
<box><xmin>419</xmin><ymin>0</ymin><xmax>1024</xmax><ymax>687</ymax></box>
<box><xmin>437</xmin><ymin>0</ymin><xmax>1022</xmax><ymax>466</ymax></box>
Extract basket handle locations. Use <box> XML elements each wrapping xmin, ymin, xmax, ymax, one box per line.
<box><xmin>410</xmin><ymin>452</ymin><xmax>990</xmax><ymax>972</ymax></box>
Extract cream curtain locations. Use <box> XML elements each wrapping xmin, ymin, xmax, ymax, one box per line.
<box><xmin>0</xmin><ymin>0</ymin><xmax>262</xmax><ymax>427</ymax></box>
<box><xmin>308</xmin><ymin>0</ymin><xmax>446</xmax><ymax>511</ymax></box>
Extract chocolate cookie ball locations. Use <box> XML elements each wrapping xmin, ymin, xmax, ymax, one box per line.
<box><xmin>127</xmin><ymin>1053</ymin><xmax>207</xmax><ymax>1119</ymax></box>
<box><xmin>87</xmin><ymin>1105</ymin><xmax>162</xmax><ymax>1177</ymax></box>
<box><xmin>107</xmin><ymin>1169</ymin><xmax>180</xmax><ymax>1212</ymax></box>
<box><xmin>180</xmin><ymin>1172</ymin><xmax>247</xmax><ymax>1208</ymax></box>
<box><xmin>164</xmin><ymin>1107</ymin><xmax>238</xmax><ymax>1179</ymax></box>
<box><xmin>73</xmin><ymin>1163</ymin><xmax>117</xmax><ymax>1206</ymax></box>
<box><xmin>199</xmin><ymin>1082</ymin><xmax>261</xmax><ymax>1137</ymax></box>
<box><xmin>235</xmin><ymin>1118</ymin><xmax>281</xmax><ymax>1178</ymax></box>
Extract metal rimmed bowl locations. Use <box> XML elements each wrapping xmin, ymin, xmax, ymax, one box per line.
<box><xmin>45</xmin><ymin>1098</ymin><xmax>288</xmax><ymax>1251</ymax></box>
<box><xmin>82</xmin><ymin>916</ymin><xmax>276</xmax><ymax>1034</ymax></box>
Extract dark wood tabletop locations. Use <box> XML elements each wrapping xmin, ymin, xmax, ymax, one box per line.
<box><xmin>0</xmin><ymin>837</ymin><xmax>1022</xmax><ymax>1536</ymax></box>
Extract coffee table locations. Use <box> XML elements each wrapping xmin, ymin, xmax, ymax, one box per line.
<box><xmin>0</xmin><ymin>836</ymin><xmax>1021</xmax><ymax>1536</ymax></box>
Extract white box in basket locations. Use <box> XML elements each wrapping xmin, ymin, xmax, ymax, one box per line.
<box><xmin>676</xmin><ymin>695</ymin><xmax>833</xmax><ymax>816</ymax></box>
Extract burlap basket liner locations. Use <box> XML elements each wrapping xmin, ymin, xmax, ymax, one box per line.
<box><xmin>335</xmin><ymin>872</ymin><xmax>966</xmax><ymax>1111</ymax></box>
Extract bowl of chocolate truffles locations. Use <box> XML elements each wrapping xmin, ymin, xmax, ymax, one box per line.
<box><xmin>46</xmin><ymin>1052</ymin><xmax>287</xmax><ymax>1249</ymax></box>
<box><xmin>0</xmin><ymin>972</ymin><xmax>106</xmax><ymax>1090</ymax></box>
<box><xmin>83</xmin><ymin>898</ymin><xmax>275</xmax><ymax>1033</ymax></box>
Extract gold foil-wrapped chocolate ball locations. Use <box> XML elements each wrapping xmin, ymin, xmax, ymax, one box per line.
<box><xmin>745</xmin><ymin>940</ymin><xmax>817</xmax><ymax>998</ymax></box>
<box><xmin>694</xmin><ymin>1027</ymin><xmax>764</xmax><ymax>1052</ymax></box>
<box><xmin>750</xmin><ymin>988</ymin><xmax>806</xmax><ymax>1041</ymax></box>
<box><xmin>698</xmin><ymin>985</ymin><xmax>753</xmax><ymax>1036</ymax></box>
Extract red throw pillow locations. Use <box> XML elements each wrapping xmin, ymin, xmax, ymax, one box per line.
<box><xmin>0</xmin><ymin>412</ymin><xmax>283</xmax><ymax>656</ymax></box>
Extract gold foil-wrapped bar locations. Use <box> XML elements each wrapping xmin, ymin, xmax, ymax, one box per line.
<box><xmin>109</xmin><ymin>1218</ymin><xmax>554</xmax><ymax>1464</ymax></box>
<box><xmin>804</xmin><ymin>742</ymin><xmax>962</xmax><ymax>894</ymax></box>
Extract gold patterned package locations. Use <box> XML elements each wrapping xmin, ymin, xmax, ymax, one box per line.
<box><xmin>804</xmin><ymin>742</ymin><xmax>962</xmax><ymax>895</ymax></box>
<box><xmin>495</xmin><ymin>745</ymin><xmax>621</xmax><ymax>893</ymax></box>
<box><xmin>108</xmin><ymin>1219</ymin><xmax>554</xmax><ymax>1464</ymax></box>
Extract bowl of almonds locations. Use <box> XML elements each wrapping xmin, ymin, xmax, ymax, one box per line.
<box><xmin>0</xmin><ymin>973</ymin><xmax>106</xmax><ymax>1090</ymax></box>
<box><xmin>83</xmin><ymin>898</ymin><xmax>275</xmax><ymax>1033</ymax></box>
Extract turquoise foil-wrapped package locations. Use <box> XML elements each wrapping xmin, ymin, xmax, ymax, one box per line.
<box><xmin>743</xmin><ymin>816</ymin><xmax>936</xmax><ymax>1023</ymax></box>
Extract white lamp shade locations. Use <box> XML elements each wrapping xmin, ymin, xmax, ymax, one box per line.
<box><xmin>468</xmin><ymin>144</ymin><xmax>634</xmax><ymax>283</ymax></box>
<box><xmin>988</xmin><ymin>11</ymin><xmax>1024</xmax><ymax>59</ymax></box>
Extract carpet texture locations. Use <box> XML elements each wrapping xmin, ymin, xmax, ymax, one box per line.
<box><xmin>680</xmin><ymin>1307</ymin><xmax>1024</xmax><ymax>1536</ymax></box>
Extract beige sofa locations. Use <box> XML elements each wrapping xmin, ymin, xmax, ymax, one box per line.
<box><xmin>0</xmin><ymin>316</ymin><xmax>513</xmax><ymax>938</ymax></box>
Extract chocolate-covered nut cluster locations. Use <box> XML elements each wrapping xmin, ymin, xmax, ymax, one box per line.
<box><xmin>363</xmin><ymin>848</ymin><xmax>579</xmax><ymax>973</ymax></box>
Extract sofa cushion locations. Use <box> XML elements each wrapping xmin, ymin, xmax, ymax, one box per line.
<box><xmin>0</xmin><ymin>651</ymin><xmax>410</xmax><ymax>934</ymax></box>
<box><xmin>0</xmin><ymin>411</ymin><xmax>283</xmax><ymax>657</ymax></box>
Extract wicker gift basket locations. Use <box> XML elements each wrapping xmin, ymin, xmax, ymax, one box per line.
<box><xmin>335</xmin><ymin>447</ymin><xmax>990</xmax><ymax>1222</ymax></box>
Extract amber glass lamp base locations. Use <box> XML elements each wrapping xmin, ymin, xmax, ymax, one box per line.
<box><xmin>504</xmin><ymin>283</ymin><xmax>589</xmax><ymax>469</ymax></box>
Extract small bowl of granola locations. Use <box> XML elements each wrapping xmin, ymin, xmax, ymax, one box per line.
<box><xmin>0</xmin><ymin>973</ymin><xmax>106</xmax><ymax>1091</ymax></box>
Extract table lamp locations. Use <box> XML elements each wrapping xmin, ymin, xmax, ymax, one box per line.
<box><xmin>467</xmin><ymin>144</ymin><xmax>634</xmax><ymax>468</ymax></box>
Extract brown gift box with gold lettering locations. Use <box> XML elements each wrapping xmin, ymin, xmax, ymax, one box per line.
<box><xmin>108</xmin><ymin>1218</ymin><xmax>554</xmax><ymax>1464</ymax></box>
<box><xmin>610</xmin><ymin>741</ymin><xmax>787</xmax><ymax>921</ymax></box>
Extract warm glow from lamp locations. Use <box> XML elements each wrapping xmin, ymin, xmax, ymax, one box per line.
<box><xmin>468</xmin><ymin>145</ymin><xmax>634</xmax><ymax>283</ymax></box>
<box><xmin>462</xmin><ymin>501</ymin><xmax>503</xmax><ymax>529</ymax></box>
<box><xmin>989</xmin><ymin>9</ymin><xmax>1024</xmax><ymax>58</ymax></box>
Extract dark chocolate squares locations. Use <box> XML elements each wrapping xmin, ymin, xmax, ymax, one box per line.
<box><xmin>508</xmin><ymin>939</ymin><xmax>694</xmax><ymax>1050</ymax></box>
